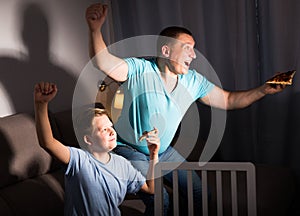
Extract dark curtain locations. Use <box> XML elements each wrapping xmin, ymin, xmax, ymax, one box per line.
<box><xmin>109</xmin><ymin>0</ymin><xmax>300</xmax><ymax>214</ymax></box>
<box><xmin>257</xmin><ymin>0</ymin><xmax>300</xmax><ymax>214</ymax></box>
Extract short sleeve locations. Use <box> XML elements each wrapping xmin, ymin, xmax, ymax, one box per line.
<box><xmin>196</xmin><ymin>71</ymin><xmax>215</xmax><ymax>98</ymax></box>
<box><xmin>180</xmin><ymin>69</ymin><xmax>215</xmax><ymax>99</ymax></box>
<box><xmin>65</xmin><ymin>147</ymin><xmax>87</xmax><ymax>178</ymax></box>
<box><xmin>123</xmin><ymin>159</ymin><xmax>146</xmax><ymax>194</ymax></box>
<box><xmin>124</xmin><ymin>57</ymin><xmax>148</xmax><ymax>78</ymax></box>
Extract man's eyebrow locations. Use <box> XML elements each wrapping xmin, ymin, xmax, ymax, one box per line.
<box><xmin>181</xmin><ymin>42</ymin><xmax>194</xmax><ymax>47</ymax></box>
<box><xmin>179</xmin><ymin>40</ymin><xmax>194</xmax><ymax>45</ymax></box>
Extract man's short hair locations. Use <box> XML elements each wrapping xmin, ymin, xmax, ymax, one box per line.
<box><xmin>159</xmin><ymin>26</ymin><xmax>193</xmax><ymax>38</ymax></box>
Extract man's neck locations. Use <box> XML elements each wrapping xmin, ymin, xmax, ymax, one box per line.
<box><xmin>157</xmin><ymin>58</ymin><xmax>178</xmax><ymax>93</ymax></box>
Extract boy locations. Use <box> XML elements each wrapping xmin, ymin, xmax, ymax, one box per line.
<box><xmin>34</xmin><ymin>81</ymin><xmax>160</xmax><ymax>216</ymax></box>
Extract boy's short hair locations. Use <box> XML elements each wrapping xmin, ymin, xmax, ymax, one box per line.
<box><xmin>74</xmin><ymin>107</ymin><xmax>109</xmax><ymax>150</ymax></box>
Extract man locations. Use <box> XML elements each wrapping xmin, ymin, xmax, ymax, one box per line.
<box><xmin>85</xmin><ymin>3</ymin><xmax>286</xmax><ymax>215</ymax></box>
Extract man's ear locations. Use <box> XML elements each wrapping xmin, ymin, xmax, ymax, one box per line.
<box><xmin>161</xmin><ymin>45</ymin><xmax>170</xmax><ymax>57</ymax></box>
<box><xmin>83</xmin><ymin>135</ymin><xmax>93</xmax><ymax>146</ymax></box>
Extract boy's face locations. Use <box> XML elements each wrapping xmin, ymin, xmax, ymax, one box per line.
<box><xmin>88</xmin><ymin>115</ymin><xmax>117</xmax><ymax>152</ymax></box>
<box><xmin>166</xmin><ymin>33</ymin><xmax>196</xmax><ymax>75</ymax></box>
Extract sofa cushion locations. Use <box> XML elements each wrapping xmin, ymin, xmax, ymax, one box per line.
<box><xmin>52</xmin><ymin>110</ymin><xmax>79</xmax><ymax>148</ymax></box>
<box><xmin>120</xmin><ymin>197</ymin><xmax>145</xmax><ymax>216</ymax></box>
<box><xmin>0</xmin><ymin>169</ymin><xmax>64</xmax><ymax>216</ymax></box>
<box><xmin>0</xmin><ymin>113</ymin><xmax>59</xmax><ymax>188</ymax></box>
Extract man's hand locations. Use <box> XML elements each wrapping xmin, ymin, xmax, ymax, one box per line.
<box><xmin>86</xmin><ymin>3</ymin><xmax>108</xmax><ymax>33</ymax></box>
<box><xmin>34</xmin><ymin>82</ymin><xmax>57</xmax><ymax>104</ymax></box>
<box><xmin>260</xmin><ymin>83</ymin><xmax>286</xmax><ymax>95</ymax></box>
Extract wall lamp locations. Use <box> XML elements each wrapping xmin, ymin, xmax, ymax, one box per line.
<box><xmin>97</xmin><ymin>79</ymin><xmax>124</xmax><ymax>110</ymax></box>
<box><xmin>98</xmin><ymin>80</ymin><xmax>116</xmax><ymax>92</ymax></box>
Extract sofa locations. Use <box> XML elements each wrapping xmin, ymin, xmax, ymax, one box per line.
<box><xmin>0</xmin><ymin>108</ymin><xmax>296</xmax><ymax>216</ymax></box>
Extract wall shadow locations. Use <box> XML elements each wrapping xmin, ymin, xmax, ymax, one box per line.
<box><xmin>0</xmin><ymin>2</ymin><xmax>77</xmax><ymax>114</ymax></box>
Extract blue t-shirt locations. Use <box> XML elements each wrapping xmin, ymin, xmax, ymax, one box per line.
<box><xmin>64</xmin><ymin>147</ymin><xmax>145</xmax><ymax>216</ymax></box>
<box><xmin>115</xmin><ymin>57</ymin><xmax>215</xmax><ymax>155</ymax></box>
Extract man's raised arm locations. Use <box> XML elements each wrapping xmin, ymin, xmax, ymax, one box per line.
<box><xmin>86</xmin><ymin>3</ymin><xmax>128</xmax><ymax>82</ymax></box>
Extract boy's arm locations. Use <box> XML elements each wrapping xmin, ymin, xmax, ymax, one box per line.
<box><xmin>34</xmin><ymin>82</ymin><xmax>70</xmax><ymax>164</ymax></box>
<box><xmin>139</xmin><ymin>128</ymin><xmax>160</xmax><ymax>194</ymax></box>
<box><xmin>86</xmin><ymin>3</ymin><xmax>128</xmax><ymax>82</ymax></box>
